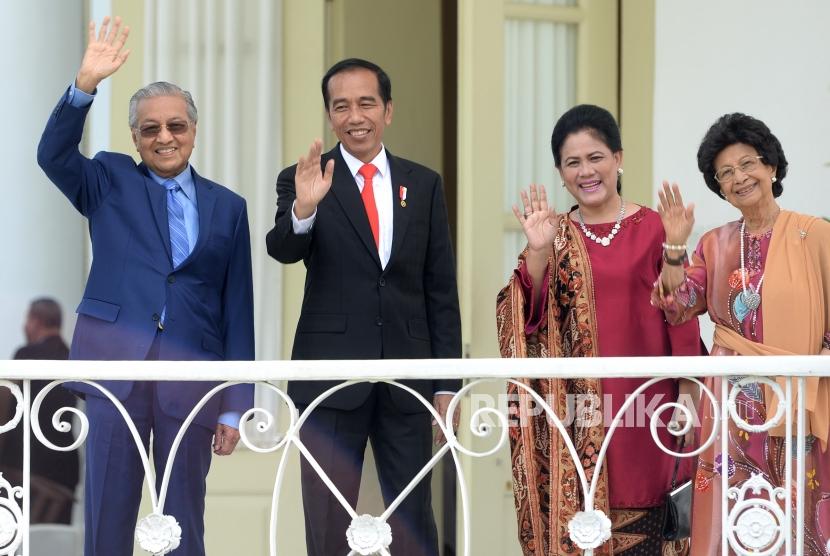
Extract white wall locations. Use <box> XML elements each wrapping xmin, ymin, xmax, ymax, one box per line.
<box><xmin>0</xmin><ymin>1</ymin><xmax>87</xmax><ymax>359</ymax></box>
<box><xmin>653</xmin><ymin>0</ymin><xmax>830</xmax><ymax>345</ymax></box>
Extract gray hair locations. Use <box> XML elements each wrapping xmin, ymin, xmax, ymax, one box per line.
<box><xmin>128</xmin><ymin>81</ymin><xmax>198</xmax><ymax>128</ymax></box>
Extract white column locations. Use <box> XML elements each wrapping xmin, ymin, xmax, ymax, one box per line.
<box><xmin>0</xmin><ymin>0</ymin><xmax>86</xmax><ymax>358</ymax></box>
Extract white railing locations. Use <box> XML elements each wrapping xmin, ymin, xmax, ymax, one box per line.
<box><xmin>1</xmin><ymin>356</ymin><xmax>829</xmax><ymax>555</ymax></box>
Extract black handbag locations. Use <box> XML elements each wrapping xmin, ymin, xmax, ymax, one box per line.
<box><xmin>661</xmin><ymin>439</ymin><xmax>692</xmax><ymax>541</ymax></box>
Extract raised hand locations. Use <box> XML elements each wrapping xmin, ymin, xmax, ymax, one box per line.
<box><xmin>512</xmin><ymin>184</ymin><xmax>561</xmax><ymax>252</ymax></box>
<box><xmin>76</xmin><ymin>16</ymin><xmax>131</xmax><ymax>93</ymax></box>
<box><xmin>293</xmin><ymin>139</ymin><xmax>334</xmax><ymax>219</ymax></box>
<box><xmin>657</xmin><ymin>181</ymin><xmax>695</xmax><ymax>245</ymax></box>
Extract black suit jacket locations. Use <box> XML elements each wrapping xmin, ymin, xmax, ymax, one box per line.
<box><xmin>266</xmin><ymin>145</ymin><xmax>461</xmax><ymax>412</ymax></box>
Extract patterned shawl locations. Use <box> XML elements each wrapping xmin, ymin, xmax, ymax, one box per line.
<box><xmin>497</xmin><ymin>216</ymin><xmax>612</xmax><ymax>556</ymax></box>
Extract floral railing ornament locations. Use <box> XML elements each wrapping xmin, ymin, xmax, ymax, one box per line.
<box><xmin>726</xmin><ymin>473</ymin><xmax>787</xmax><ymax>556</ymax></box>
<box><xmin>345</xmin><ymin>514</ymin><xmax>393</xmax><ymax>555</ymax></box>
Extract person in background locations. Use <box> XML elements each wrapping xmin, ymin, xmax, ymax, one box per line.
<box><xmin>0</xmin><ymin>298</ymin><xmax>79</xmax><ymax>524</ymax></box>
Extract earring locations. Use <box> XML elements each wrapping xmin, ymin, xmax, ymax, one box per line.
<box><xmin>561</xmin><ymin>181</ymin><xmax>565</xmax><ymax>187</ymax></box>
<box><xmin>772</xmin><ymin>176</ymin><xmax>777</xmax><ymax>183</ymax></box>
<box><xmin>617</xmin><ymin>168</ymin><xmax>624</xmax><ymax>177</ymax></box>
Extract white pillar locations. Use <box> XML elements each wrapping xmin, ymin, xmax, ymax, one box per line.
<box><xmin>0</xmin><ymin>0</ymin><xmax>86</xmax><ymax>358</ymax></box>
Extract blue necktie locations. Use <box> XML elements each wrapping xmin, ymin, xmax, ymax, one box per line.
<box><xmin>165</xmin><ymin>179</ymin><xmax>190</xmax><ymax>267</ymax></box>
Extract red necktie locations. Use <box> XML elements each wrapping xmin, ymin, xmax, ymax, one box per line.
<box><xmin>358</xmin><ymin>163</ymin><xmax>380</xmax><ymax>249</ymax></box>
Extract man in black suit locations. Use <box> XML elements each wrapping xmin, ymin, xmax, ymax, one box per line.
<box><xmin>0</xmin><ymin>298</ymin><xmax>79</xmax><ymax>524</ymax></box>
<box><xmin>266</xmin><ymin>58</ymin><xmax>461</xmax><ymax>556</ymax></box>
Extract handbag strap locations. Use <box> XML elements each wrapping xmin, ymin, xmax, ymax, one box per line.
<box><xmin>669</xmin><ymin>437</ymin><xmax>686</xmax><ymax>491</ymax></box>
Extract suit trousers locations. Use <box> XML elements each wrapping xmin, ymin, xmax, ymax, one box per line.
<box><xmin>299</xmin><ymin>383</ymin><xmax>439</xmax><ymax>556</ymax></box>
<box><xmin>83</xmin><ymin>332</ymin><xmax>214</xmax><ymax>556</ymax></box>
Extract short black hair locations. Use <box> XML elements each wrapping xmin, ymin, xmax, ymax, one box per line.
<box><xmin>29</xmin><ymin>298</ymin><xmax>62</xmax><ymax>329</ymax></box>
<box><xmin>697</xmin><ymin>113</ymin><xmax>787</xmax><ymax>199</ymax></box>
<box><xmin>550</xmin><ymin>104</ymin><xmax>623</xmax><ymax>193</ymax></box>
<box><xmin>321</xmin><ymin>58</ymin><xmax>392</xmax><ymax>109</ymax></box>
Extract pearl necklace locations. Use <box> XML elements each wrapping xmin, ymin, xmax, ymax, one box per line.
<box><xmin>738</xmin><ymin>220</ymin><xmax>764</xmax><ymax>311</ymax></box>
<box><xmin>576</xmin><ymin>199</ymin><xmax>625</xmax><ymax>247</ymax></box>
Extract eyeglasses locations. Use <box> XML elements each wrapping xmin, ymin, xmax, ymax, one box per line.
<box><xmin>714</xmin><ymin>155</ymin><xmax>763</xmax><ymax>184</ymax></box>
<box><xmin>135</xmin><ymin>121</ymin><xmax>191</xmax><ymax>139</ymax></box>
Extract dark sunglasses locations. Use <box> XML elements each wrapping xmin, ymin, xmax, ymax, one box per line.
<box><xmin>135</xmin><ymin>121</ymin><xmax>191</xmax><ymax>139</ymax></box>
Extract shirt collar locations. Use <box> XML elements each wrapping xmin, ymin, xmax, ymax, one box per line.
<box><xmin>147</xmin><ymin>165</ymin><xmax>196</xmax><ymax>201</ymax></box>
<box><xmin>339</xmin><ymin>144</ymin><xmax>388</xmax><ymax>180</ymax></box>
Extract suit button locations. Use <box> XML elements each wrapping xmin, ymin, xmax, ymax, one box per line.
<box><xmin>378</xmin><ymin>278</ymin><xmax>386</xmax><ymax>287</ymax></box>
<box><xmin>375</xmin><ymin>317</ymin><xmax>383</xmax><ymax>326</ymax></box>
<box><xmin>152</xmin><ymin>313</ymin><xmax>160</xmax><ymax>322</ymax></box>
<box><xmin>167</xmin><ymin>275</ymin><xmax>176</xmax><ymax>284</ymax></box>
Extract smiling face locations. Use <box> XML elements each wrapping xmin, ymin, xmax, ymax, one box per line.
<box><xmin>714</xmin><ymin>143</ymin><xmax>777</xmax><ymax>210</ymax></box>
<box><xmin>131</xmin><ymin>95</ymin><xmax>196</xmax><ymax>178</ymax></box>
<box><xmin>557</xmin><ymin>130</ymin><xmax>622</xmax><ymax>212</ymax></box>
<box><xmin>326</xmin><ymin>68</ymin><xmax>393</xmax><ymax>163</ymax></box>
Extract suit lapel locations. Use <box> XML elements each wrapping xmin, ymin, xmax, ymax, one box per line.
<box><xmin>140</xmin><ymin>163</ymin><xmax>173</xmax><ymax>264</ymax></box>
<box><xmin>328</xmin><ymin>146</ymin><xmax>382</xmax><ymax>268</ymax></box>
<box><xmin>183</xmin><ymin>167</ymin><xmax>216</xmax><ymax>268</ymax></box>
<box><xmin>387</xmin><ymin>151</ymin><xmax>412</xmax><ymax>270</ymax></box>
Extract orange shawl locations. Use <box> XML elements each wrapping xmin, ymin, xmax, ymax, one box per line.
<box><xmin>713</xmin><ymin>210</ymin><xmax>830</xmax><ymax>444</ymax></box>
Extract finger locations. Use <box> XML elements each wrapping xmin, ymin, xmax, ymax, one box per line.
<box><xmin>671</xmin><ymin>183</ymin><xmax>684</xmax><ymax>209</ymax></box>
<box><xmin>322</xmin><ymin>158</ymin><xmax>335</xmax><ymax>185</ymax></box>
<box><xmin>529</xmin><ymin>184</ymin><xmax>540</xmax><ymax>212</ymax></box>
<box><xmin>656</xmin><ymin>187</ymin><xmax>668</xmax><ymax>215</ymax></box>
<box><xmin>686</xmin><ymin>202</ymin><xmax>695</xmax><ymax>222</ymax></box>
<box><xmin>114</xmin><ymin>25</ymin><xmax>131</xmax><ymax>53</ymax></box>
<box><xmin>519</xmin><ymin>189</ymin><xmax>531</xmax><ymax>213</ymax></box>
<box><xmin>547</xmin><ymin>207</ymin><xmax>559</xmax><ymax>223</ymax></box>
<box><xmin>512</xmin><ymin>204</ymin><xmax>525</xmax><ymax>225</ymax></box>
<box><xmin>97</xmin><ymin>16</ymin><xmax>110</xmax><ymax>43</ymax></box>
<box><xmin>105</xmin><ymin>16</ymin><xmax>122</xmax><ymax>44</ymax></box>
<box><xmin>118</xmin><ymin>49</ymin><xmax>131</xmax><ymax>65</ymax></box>
<box><xmin>539</xmin><ymin>185</ymin><xmax>549</xmax><ymax>213</ymax></box>
<box><xmin>660</xmin><ymin>180</ymin><xmax>674</xmax><ymax>207</ymax></box>
<box><xmin>310</xmin><ymin>138</ymin><xmax>322</xmax><ymax>160</ymax></box>
<box><xmin>87</xmin><ymin>20</ymin><xmax>96</xmax><ymax>44</ymax></box>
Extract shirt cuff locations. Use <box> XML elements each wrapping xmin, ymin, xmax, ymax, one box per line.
<box><xmin>434</xmin><ymin>391</ymin><xmax>456</xmax><ymax>396</ymax></box>
<box><xmin>218</xmin><ymin>411</ymin><xmax>241</xmax><ymax>429</ymax></box>
<box><xmin>68</xmin><ymin>83</ymin><xmax>95</xmax><ymax>108</ymax></box>
<box><xmin>291</xmin><ymin>200</ymin><xmax>316</xmax><ymax>234</ymax></box>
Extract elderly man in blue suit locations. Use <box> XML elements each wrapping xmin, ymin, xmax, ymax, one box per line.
<box><xmin>36</xmin><ymin>17</ymin><xmax>254</xmax><ymax>556</ymax></box>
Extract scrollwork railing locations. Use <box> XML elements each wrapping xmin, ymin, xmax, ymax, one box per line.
<box><xmin>0</xmin><ymin>356</ymin><xmax>827</xmax><ymax>555</ymax></box>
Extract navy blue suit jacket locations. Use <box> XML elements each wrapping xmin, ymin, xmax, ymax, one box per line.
<box><xmin>37</xmin><ymin>90</ymin><xmax>254</xmax><ymax>429</ymax></box>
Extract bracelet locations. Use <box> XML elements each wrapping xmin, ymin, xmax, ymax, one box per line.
<box><xmin>663</xmin><ymin>250</ymin><xmax>688</xmax><ymax>266</ymax></box>
<box><xmin>662</xmin><ymin>242</ymin><xmax>687</xmax><ymax>251</ymax></box>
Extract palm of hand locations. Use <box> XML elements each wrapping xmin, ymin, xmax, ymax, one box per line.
<box><xmin>660</xmin><ymin>205</ymin><xmax>693</xmax><ymax>243</ymax></box>
<box><xmin>296</xmin><ymin>165</ymin><xmax>330</xmax><ymax>206</ymax></box>
<box><xmin>524</xmin><ymin>212</ymin><xmax>558</xmax><ymax>251</ymax></box>
<box><xmin>657</xmin><ymin>182</ymin><xmax>695</xmax><ymax>243</ymax></box>
<box><xmin>82</xmin><ymin>42</ymin><xmax>126</xmax><ymax>79</ymax></box>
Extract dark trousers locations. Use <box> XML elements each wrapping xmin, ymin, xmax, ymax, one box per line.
<box><xmin>299</xmin><ymin>383</ymin><xmax>439</xmax><ymax>556</ymax></box>
<box><xmin>83</xmin><ymin>334</ymin><xmax>213</xmax><ymax>556</ymax></box>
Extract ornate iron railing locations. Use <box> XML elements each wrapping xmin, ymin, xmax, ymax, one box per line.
<box><xmin>1</xmin><ymin>356</ymin><xmax>828</xmax><ymax>555</ymax></box>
